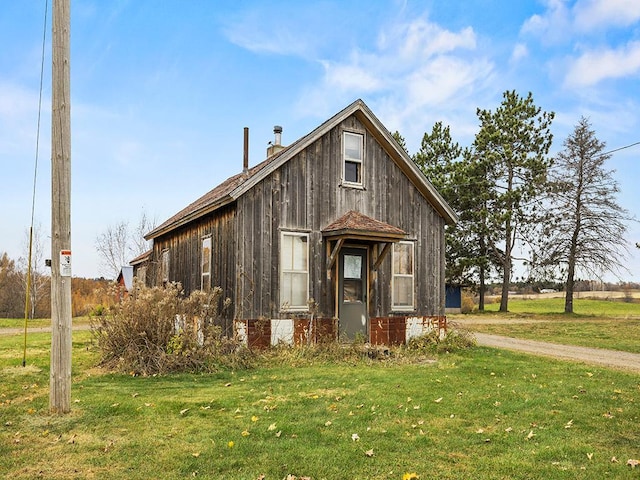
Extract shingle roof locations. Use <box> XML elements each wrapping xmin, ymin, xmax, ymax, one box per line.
<box><xmin>322</xmin><ymin>210</ymin><xmax>406</xmax><ymax>239</ymax></box>
<box><xmin>146</xmin><ymin>98</ymin><xmax>457</xmax><ymax>241</ymax></box>
<box><xmin>145</xmin><ymin>154</ymin><xmax>282</xmax><ymax>239</ymax></box>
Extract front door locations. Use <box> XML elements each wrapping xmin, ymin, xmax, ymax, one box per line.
<box><xmin>338</xmin><ymin>247</ymin><xmax>368</xmax><ymax>340</ymax></box>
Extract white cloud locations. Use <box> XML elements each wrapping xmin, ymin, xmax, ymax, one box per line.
<box><xmin>511</xmin><ymin>43</ymin><xmax>529</xmax><ymax>63</ymax></box>
<box><xmin>564</xmin><ymin>40</ymin><xmax>640</xmax><ymax>87</ymax></box>
<box><xmin>520</xmin><ymin>0</ymin><xmax>571</xmax><ymax>44</ymax></box>
<box><xmin>573</xmin><ymin>0</ymin><xmax>640</xmax><ymax>31</ymax></box>
<box><xmin>297</xmin><ymin>16</ymin><xmax>492</xmax><ymax>121</ymax></box>
<box><xmin>522</xmin><ymin>0</ymin><xmax>640</xmax><ymax>40</ymax></box>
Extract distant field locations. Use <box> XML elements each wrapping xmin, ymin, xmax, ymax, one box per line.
<box><xmin>481</xmin><ymin>295</ymin><xmax>640</xmax><ymax>317</ymax></box>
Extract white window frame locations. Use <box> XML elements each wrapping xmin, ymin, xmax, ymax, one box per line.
<box><xmin>342</xmin><ymin>131</ymin><xmax>364</xmax><ymax>187</ymax></box>
<box><xmin>201</xmin><ymin>236</ymin><xmax>212</xmax><ymax>291</ymax></box>
<box><xmin>280</xmin><ymin>231</ymin><xmax>310</xmax><ymax>312</ymax></box>
<box><xmin>161</xmin><ymin>249</ymin><xmax>170</xmax><ymax>285</ymax></box>
<box><xmin>392</xmin><ymin>241</ymin><xmax>415</xmax><ymax>311</ymax></box>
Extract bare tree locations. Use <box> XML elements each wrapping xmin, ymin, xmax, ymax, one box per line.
<box><xmin>532</xmin><ymin>117</ymin><xmax>634</xmax><ymax>313</ymax></box>
<box><xmin>20</xmin><ymin>223</ymin><xmax>50</xmax><ymax>318</ymax></box>
<box><xmin>95</xmin><ymin>211</ymin><xmax>155</xmax><ymax>279</ymax></box>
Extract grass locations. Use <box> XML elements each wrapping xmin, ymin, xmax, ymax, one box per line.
<box><xmin>1</xmin><ymin>328</ymin><xmax>640</xmax><ymax>479</ymax></box>
<box><xmin>482</xmin><ymin>296</ymin><xmax>640</xmax><ymax>317</ymax></box>
<box><xmin>455</xmin><ymin>297</ymin><xmax>640</xmax><ymax>353</ymax></box>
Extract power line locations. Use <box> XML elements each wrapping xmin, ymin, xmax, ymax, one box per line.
<box><xmin>598</xmin><ymin>140</ymin><xmax>640</xmax><ymax>157</ymax></box>
<box><xmin>23</xmin><ymin>0</ymin><xmax>49</xmax><ymax>368</ymax></box>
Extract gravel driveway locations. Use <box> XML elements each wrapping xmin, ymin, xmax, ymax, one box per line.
<box><xmin>472</xmin><ymin>332</ymin><xmax>640</xmax><ymax>373</ymax></box>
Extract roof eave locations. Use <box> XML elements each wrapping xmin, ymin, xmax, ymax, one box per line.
<box><xmin>144</xmin><ymin>195</ymin><xmax>234</xmax><ymax>240</ymax></box>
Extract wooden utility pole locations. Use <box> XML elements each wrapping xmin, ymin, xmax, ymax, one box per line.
<box><xmin>50</xmin><ymin>0</ymin><xmax>72</xmax><ymax>414</ymax></box>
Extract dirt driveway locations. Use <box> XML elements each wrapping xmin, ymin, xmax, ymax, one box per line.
<box><xmin>453</xmin><ymin>316</ymin><xmax>640</xmax><ymax>373</ymax></box>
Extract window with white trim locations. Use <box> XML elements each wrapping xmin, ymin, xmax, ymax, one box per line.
<box><xmin>161</xmin><ymin>249</ymin><xmax>170</xmax><ymax>285</ymax></box>
<box><xmin>343</xmin><ymin>131</ymin><xmax>363</xmax><ymax>186</ymax></box>
<box><xmin>280</xmin><ymin>232</ymin><xmax>309</xmax><ymax>310</ymax></box>
<box><xmin>201</xmin><ymin>236</ymin><xmax>211</xmax><ymax>291</ymax></box>
<box><xmin>392</xmin><ymin>241</ymin><xmax>414</xmax><ymax>310</ymax></box>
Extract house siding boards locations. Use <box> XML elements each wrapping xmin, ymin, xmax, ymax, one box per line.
<box><xmin>141</xmin><ymin>99</ymin><xmax>453</xmax><ymax>344</ymax></box>
<box><xmin>149</xmin><ymin>204</ymin><xmax>237</xmax><ymax>333</ymax></box>
<box><xmin>234</xmin><ymin>115</ymin><xmax>446</xmax><ymax>321</ymax></box>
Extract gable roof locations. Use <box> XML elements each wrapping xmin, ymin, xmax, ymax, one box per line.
<box><xmin>146</xmin><ymin>99</ymin><xmax>457</xmax><ymax>240</ymax></box>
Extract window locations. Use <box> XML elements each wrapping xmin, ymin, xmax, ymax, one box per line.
<box><xmin>201</xmin><ymin>236</ymin><xmax>211</xmax><ymax>291</ymax></box>
<box><xmin>343</xmin><ymin>132</ymin><xmax>363</xmax><ymax>186</ymax></box>
<box><xmin>392</xmin><ymin>241</ymin><xmax>414</xmax><ymax>310</ymax></box>
<box><xmin>161</xmin><ymin>249</ymin><xmax>170</xmax><ymax>285</ymax></box>
<box><xmin>280</xmin><ymin>232</ymin><xmax>309</xmax><ymax>310</ymax></box>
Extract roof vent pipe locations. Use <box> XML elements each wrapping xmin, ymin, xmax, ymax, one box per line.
<box><xmin>243</xmin><ymin>127</ymin><xmax>249</xmax><ymax>173</ymax></box>
<box><xmin>274</xmin><ymin>125</ymin><xmax>282</xmax><ymax>146</ymax></box>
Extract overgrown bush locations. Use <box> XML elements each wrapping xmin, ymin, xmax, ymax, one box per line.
<box><xmin>92</xmin><ymin>282</ymin><xmax>253</xmax><ymax>375</ymax></box>
<box><xmin>405</xmin><ymin>328</ymin><xmax>476</xmax><ymax>354</ymax></box>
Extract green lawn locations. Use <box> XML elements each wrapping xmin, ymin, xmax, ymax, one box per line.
<box><xmin>2</xmin><ymin>329</ymin><xmax>640</xmax><ymax>479</ymax></box>
<box><xmin>483</xmin><ymin>297</ymin><xmax>640</xmax><ymax>317</ymax></box>
<box><xmin>456</xmin><ymin>297</ymin><xmax>640</xmax><ymax>353</ymax></box>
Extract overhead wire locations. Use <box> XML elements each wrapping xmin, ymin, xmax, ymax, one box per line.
<box><xmin>23</xmin><ymin>0</ymin><xmax>49</xmax><ymax>367</ymax></box>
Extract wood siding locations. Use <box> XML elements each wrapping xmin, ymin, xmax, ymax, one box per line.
<box><xmin>235</xmin><ymin>114</ymin><xmax>447</xmax><ymax>321</ymax></box>
<box><xmin>149</xmin><ymin>204</ymin><xmax>237</xmax><ymax>333</ymax></box>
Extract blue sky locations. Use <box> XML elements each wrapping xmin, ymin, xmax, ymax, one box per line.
<box><xmin>1</xmin><ymin>0</ymin><xmax>639</xmax><ymax>281</ymax></box>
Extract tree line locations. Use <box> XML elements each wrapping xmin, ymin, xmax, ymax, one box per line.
<box><xmin>394</xmin><ymin>89</ymin><xmax>635</xmax><ymax>313</ymax></box>
<box><xmin>0</xmin><ymin>252</ymin><xmax>111</xmax><ymax>319</ymax></box>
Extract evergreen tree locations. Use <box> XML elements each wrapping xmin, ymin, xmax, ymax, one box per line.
<box><xmin>474</xmin><ymin>90</ymin><xmax>554</xmax><ymax>312</ymax></box>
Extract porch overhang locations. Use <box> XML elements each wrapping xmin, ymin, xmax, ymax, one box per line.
<box><xmin>322</xmin><ymin>210</ymin><xmax>407</xmax><ymax>273</ymax></box>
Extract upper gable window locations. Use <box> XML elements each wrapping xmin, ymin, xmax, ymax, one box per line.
<box><xmin>343</xmin><ymin>132</ymin><xmax>364</xmax><ymax>187</ymax></box>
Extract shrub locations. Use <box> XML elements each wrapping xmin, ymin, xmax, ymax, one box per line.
<box><xmin>92</xmin><ymin>282</ymin><xmax>254</xmax><ymax>375</ymax></box>
<box><xmin>405</xmin><ymin>328</ymin><xmax>476</xmax><ymax>354</ymax></box>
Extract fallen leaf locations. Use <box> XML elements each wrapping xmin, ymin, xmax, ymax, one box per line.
<box><xmin>587</xmin><ymin>453</ymin><xmax>593</xmax><ymax>460</ymax></box>
<box><xmin>611</xmin><ymin>457</ymin><xmax>618</xmax><ymax>463</ymax></box>
<box><xmin>628</xmin><ymin>459</ymin><xmax>640</xmax><ymax>468</ymax></box>
<box><xmin>434</xmin><ymin>397</ymin><xmax>443</xmax><ymax>403</ymax></box>
<box><xmin>564</xmin><ymin>419</ymin><xmax>573</xmax><ymax>429</ymax></box>
<box><xmin>476</xmin><ymin>428</ymin><xmax>485</xmax><ymax>434</ymax></box>
<box><xmin>67</xmin><ymin>434</ymin><xmax>77</xmax><ymax>444</ymax></box>
<box><xmin>352</xmin><ymin>433</ymin><xmax>360</xmax><ymax>441</ymax></box>
<box><xmin>268</xmin><ymin>423</ymin><xmax>277</xmax><ymax>431</ymax></box>
<box><xmin>241</xmin><ymin>430</ymin><xmax>250</xmax><ymax>437</ymax></box>
<box><xmin>526</xmin><ymin>430</ymin><xmax>535</xmax><ymax>440</ymax></box>
<box><xmin>275</xmin><ymin>431</ymin><xmax>282</xmax><ymax>437</ymax></box>
<box><xmin>225</xmin><ymin>383</ymin><xmax>231</xmax><ymax>387</ymax></box>
<box><xmin>180</xmin><ymin>408</ymin><xmax>190</xmax><ymax>415</ymax></box>
<box><xmin>251</xmin><ymin>415</ymin><xmax>259</xmax><ymax>422</ymax></box>
<box><xmin>324</xmin><ymin>421</ymin><xmax>332</xmax><ymax>427</ymax></box>
<box><xmin>603</xmin><ymin>412</ymin><xmax>614</xmax><ymax>418</ymax></box>
<box><xmin>256</xmin><ymin>475</ymin><xmax>266</xmax><ymax>480</ymax></box>
<box><xmin>505</xmin><ymin>427</ymin><xmax>513</xmax><ymax>433</ymax></box>
<box><xmin>365</xmin><ymin>449</ymin><xmax>374</xmax><ymax>457</ymax></box>
<box><xmin>192</xmin><ymin>452</ymin><xmax>200</xmax><ymax>458</ymax></box>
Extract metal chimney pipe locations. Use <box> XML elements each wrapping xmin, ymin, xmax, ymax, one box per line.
<box><xmin>274</xmin><ymin>125</ymin><xmax>282</xmax><ymax>146</ymax></box>
<box><xmin>243</xmin><ymin>127</ymin><xmax>249</xmax><ymax>173</ymax></box>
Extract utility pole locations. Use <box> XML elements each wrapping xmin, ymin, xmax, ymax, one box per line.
<box><xmin>50</xmin><ymin>0</ymin><xmax>72</xmax><ymax>414</ymax></box>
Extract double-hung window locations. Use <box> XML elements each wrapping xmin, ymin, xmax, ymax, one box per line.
<box><xmin>280</xmin><ymin>232</ymin><xmax>309</xmax><ymax>310</ymax></box>
<box><xmin>201</xmin><ymin>236</ymin><xmax>211</xmax><ymax>291</ymax></box>
<box><xmin>392</xmin><ymin>241</ymin><xmax>414</xmax><ymax>310</ymax></box>
<box><xmin>343</xmin><ymin>132</ymin><xmax>364</xmax><ymax>187</ymax></box>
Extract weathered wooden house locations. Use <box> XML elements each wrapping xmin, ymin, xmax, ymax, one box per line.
<box><xmin>139</xmin><ymin>99</ymin><xmax>457</xmax><ymax>347</ymax></box>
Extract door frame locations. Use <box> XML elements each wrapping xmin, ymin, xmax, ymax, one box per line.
<box><xmin>337</xmin><ymin>245</ymin><xmax>369</xmax><ymax>340</ymax></box>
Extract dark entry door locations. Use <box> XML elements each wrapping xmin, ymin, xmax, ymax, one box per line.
<box><xmin>338</xmin><ymin>247</ymin><xmax>368</xmax><ymax>340</ymax></box>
